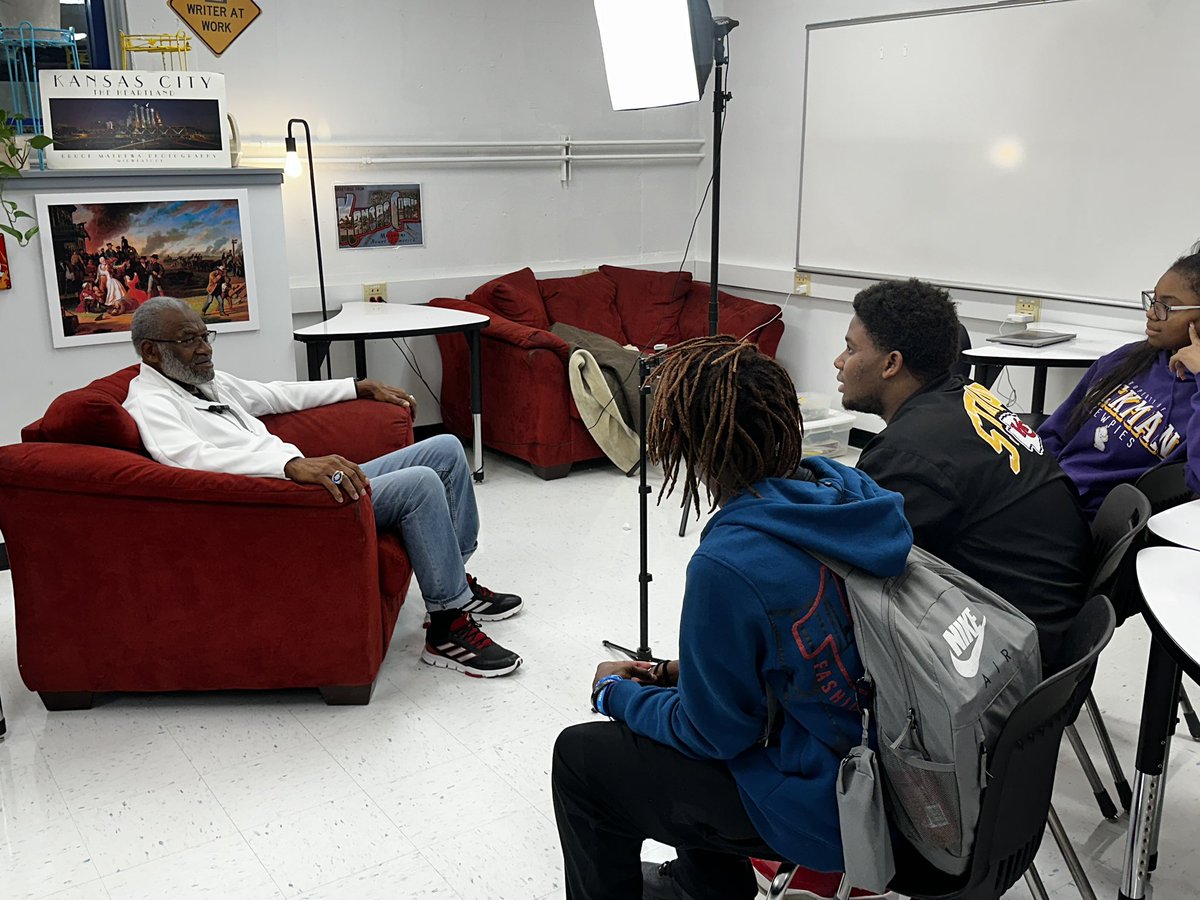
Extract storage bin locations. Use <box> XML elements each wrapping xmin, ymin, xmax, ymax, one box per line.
<box><xmin>797</xmin><ymin>391</ymin><xmax>831</xmax><ymax>421</ymax></box>
<box><xmin>802</xmin><ymin>410</ymin><xmax>856</xmax><ymax>458</ymax></box>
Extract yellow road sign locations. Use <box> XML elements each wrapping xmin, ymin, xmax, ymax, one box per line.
<box><xmin>168</xmin><ymin>0</ymin><xmax>261</xmax><ymax>57</ymax></box>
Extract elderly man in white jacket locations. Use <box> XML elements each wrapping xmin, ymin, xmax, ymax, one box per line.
<box><xmin>123</xmin><ymin>297</ymin><xmax>523</xmax><ymax>678</ymax></box>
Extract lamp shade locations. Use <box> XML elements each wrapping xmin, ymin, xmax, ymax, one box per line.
<box><xmin>594</xmin><ymin>0</ymin><xmax>715</xmax><ymax>110</ymax></box>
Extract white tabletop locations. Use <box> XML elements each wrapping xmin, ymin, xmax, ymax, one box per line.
<box><xmin>293</xmin><ymin>302</ymin><xmax>489</xmax><ymax>339</ymax></box>
<box><xmin>1148</xmin><ymin>498</ymin><xmax>1200</xmax><ymax>551</ymax></box>
<box><xmin>1136</xmin><ymin>546</ymin><xmax>1200</xmax><ymax>675</ymax></box>
<box><xmin>964</xmin><ymin>323</ymin><xmax>1137</xmax><ymax>365</ymax></box>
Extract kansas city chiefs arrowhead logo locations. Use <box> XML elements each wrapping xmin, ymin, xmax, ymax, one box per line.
<box><xmin>943</xmin><ymin>606</ymin><xmax>987</xmax><ymax>677</ymax></box>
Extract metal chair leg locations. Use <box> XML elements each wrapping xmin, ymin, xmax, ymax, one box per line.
<box><xmin>1066</xmin><ymin>723</ymin><xmax>1119</xmax><ymax>819</ymax></box>
<box><xmin>1025</xmin><ymin>862</ymin><xmax>1051</xmax><ymax>900</ymax></box>
<box><xmin>766</xmin><ymin>862</ymin><xmax>797</xmax><ymax>900</ymax></box>
<box><xmin>1085</xmin><ymin>691</ymin><xmax>1133</xmax><ymax>810</ymax></box>
<box><xmin>1047</xmin><ymin>803</ymin><xmax>1098</xmax><ymax>900</ymax></box>
<box><xmin>1179</xmin><ymin>684</ymin><xmax>1200</xmax><ymax>740</ymax></box>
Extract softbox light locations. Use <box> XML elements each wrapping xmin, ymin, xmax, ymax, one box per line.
<box><xmin>594</xmin><ymin>0</ymin><xmax>715</xmax><ymax>110</ymax></box>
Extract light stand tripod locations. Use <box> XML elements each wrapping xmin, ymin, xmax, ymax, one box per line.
<box><xmin>679</xmin><ymin>15</ymin><xmax>737</xmax><ymax>538</ymax></box>
<box><xmin>603</xmin><ymin>353</ymin><xmax>666</xmax><ymax>663</ymax></box>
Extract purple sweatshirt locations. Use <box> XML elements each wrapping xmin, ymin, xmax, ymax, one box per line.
<box><xmin>1039</xmin><ymin>341</ymin><xmax>1200</xmax><ymax>517</ymax></box>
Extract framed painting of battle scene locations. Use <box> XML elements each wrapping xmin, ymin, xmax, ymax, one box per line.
<box><xmin>37</xmin><ymin>189</ymin><xmax>258</xmax><ymax>348</ymax></box>
<box><xmin>335</xmin><ymin>183</ymin><xmax>424</xmax><ymax>249</ymax></box>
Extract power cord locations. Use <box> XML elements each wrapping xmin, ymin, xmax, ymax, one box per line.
<box><xmin>390</xmin><ymin>336</ymin><xmax>442</xmax><ymax>417</ymax></box>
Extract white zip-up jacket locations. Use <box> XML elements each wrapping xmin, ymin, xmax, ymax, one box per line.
<box><xmin>123</xmin><ymin>363</ymin><xmax>356</xmax><ymax>478</ymax></box>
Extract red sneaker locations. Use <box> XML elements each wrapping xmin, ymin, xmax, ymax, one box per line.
<box><xmin>749</xmin><ymin>859</ymin><xmax>890</xmax><ymax>898</ymax></box>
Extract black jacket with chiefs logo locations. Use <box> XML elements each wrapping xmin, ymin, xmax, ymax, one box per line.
<box><xmin>856</xmin><ymin>375</ymin><xmax>1092</xmax><ymax>669</ymax></box>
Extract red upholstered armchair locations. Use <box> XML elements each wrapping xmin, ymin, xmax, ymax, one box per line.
<box><xmin>0</xmin><ymin>366</ymin><xmax>414</xmax><ymax>709</ymax></box>
<box><xmin>432</xmin><ymin>265</ymin><xmax>784</xmax><ymax>479</ymax></box>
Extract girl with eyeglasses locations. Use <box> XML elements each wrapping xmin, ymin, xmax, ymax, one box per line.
<box><xmin>1039</xmin><ymin>249</ymin><xmax>1200</xmax><ymax>517</ymax></box>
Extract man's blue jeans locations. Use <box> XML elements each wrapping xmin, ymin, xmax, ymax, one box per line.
<box><xmin>360</xmin><ymin>434</ymin><xmax>478</xmax><ymax>612</ymax></box>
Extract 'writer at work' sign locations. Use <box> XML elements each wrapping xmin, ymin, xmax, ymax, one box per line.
<box><xmin>169</xmin><ymin>0</ymin><xmax>262</xmax><ymax>56</ymax></box>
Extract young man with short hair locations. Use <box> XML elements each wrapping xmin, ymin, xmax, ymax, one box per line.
<box><xmin>834</xmin><ymin>279</ymin><xmax>1092</xmax><ymax>668</ymax></box>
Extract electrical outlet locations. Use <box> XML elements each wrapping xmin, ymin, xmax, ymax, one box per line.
<box><xmin>793</xmin><ymin>271</ymin><xmax>812</xmax><ymax>296</ymax></box>
<box><xmin>362</xmin><ymin>282</ymin><xmax>388</xmax><ymax>303</ymax></box>
<box><xmin>1015</xmin><ymin>297</ymin><xmax>1041</xmax><ymax>321</ymax></box>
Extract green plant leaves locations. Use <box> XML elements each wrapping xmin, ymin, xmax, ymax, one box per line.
<box><xmin>0</xmin><ymin>128</ymin><xmax>50</xmax><ymax>244</ymax></box>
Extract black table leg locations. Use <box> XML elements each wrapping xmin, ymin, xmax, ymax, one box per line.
<box><xmin>972</xmin><ymin>362</ymin><xmax>1003</xmax><ymax>389</ymax></box>
<box><xmin>354</xmin><ymin>339</ymin><xmax>367</xmax><ymax>380</ymax></box>
<box><xmin>306</xmin><ymin>341</ymin><xmax>329</xmax><ymax>380</ymax></box>
<box><xmin>467</xmin><ymin>330</ymin><xmax>484</xmax><ymax>482</ymax></box>
<box><xmin>1120</xmin><ymin>638</ymin><xmax>1182</xmax><ymax>900</ymax></box>
<box><xmin>1031</xmin><ymin>366</ymin><xmax>1048</xmax><ymax>416</ymax></box>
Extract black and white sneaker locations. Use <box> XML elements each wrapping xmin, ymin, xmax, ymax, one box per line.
<box><xmin>421</xmin><ymin>614</ymin><xmax>523</xmax><ymax>678</ymax></box>
<box><xmin>461</xmin><ymin>574</ymin><xmax>523</xmax><ymax>621</ymax></box>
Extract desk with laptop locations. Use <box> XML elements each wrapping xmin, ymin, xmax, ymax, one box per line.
<box><xmin>964</xmin><ymin>323</ymin><xmax>1137</xmax><ymax>419</ymax></box>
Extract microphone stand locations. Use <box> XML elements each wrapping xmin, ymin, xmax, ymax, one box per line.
<box><xmin>603</xmin><ymin>353</ymin><xmax>666</xmax><ymax>663</ymax></box>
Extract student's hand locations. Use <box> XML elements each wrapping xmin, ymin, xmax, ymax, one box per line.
<box><xmin>1168</xmin><ymin>322</ymin><xmax>1200</xmax><ymax>379</ymax></box>
<box><xmin>592</xmin><ymin>659</ymin><xmax>657</xmax><ymax>689</ymax></box>
<box><xmin>284</xmin><ymin>454</ymin><xmax>369</xmax><ymax>503</ymax></box>
<box><xmin>355</xmin><ymin>379</ymin><xmax>417</xmax><ymax>414</ymax></box>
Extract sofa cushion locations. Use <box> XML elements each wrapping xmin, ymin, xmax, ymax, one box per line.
<box><xmin>31</xmin><ymin>366</ymin><xmax>145</xmax><ymax>452</ymax></box>
<box><xmin>600</xmin><ymin>265</ymin><xmax>693</xmax><ymax>348</ymax></box>
<box><xmin>468</xmin><ymin>267</ymin><xmax>550</xmax><ymax>331</ymax></box>
<box><xmin>540</xmin><ymin>272</ymin><xmax>628</xmax><ymax>344</ymax></box>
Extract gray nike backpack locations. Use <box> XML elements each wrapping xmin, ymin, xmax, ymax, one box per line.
<box><xmin>815</xmin><ymin>547</ymin><xmax>1042</xmax><ymax>884</ymax></box>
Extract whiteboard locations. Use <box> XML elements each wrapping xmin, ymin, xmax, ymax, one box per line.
<box><xmin>796</xmin><ymin>0</ymin><xmax>1200</xmax><ymax>306</ymax></box>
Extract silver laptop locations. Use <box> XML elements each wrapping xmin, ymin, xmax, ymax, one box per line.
<box><xmin>986</xmin><ymin>329</ymin><xmax>1076</xmax><ymax>348</ymax></box>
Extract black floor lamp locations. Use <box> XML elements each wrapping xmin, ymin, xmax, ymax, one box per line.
<box><xmin>284</xmin><ymin>117</ymin><xmax>331</xmax><ymax>378</ymax></box>
<box><xmin>593</xmin><ymin>0</ymin><xmax>739</xmax><ymax>662</ymax></box>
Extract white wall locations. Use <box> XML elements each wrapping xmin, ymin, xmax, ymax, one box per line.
<box><xmin>121</xmin><ymin>0</ymin><xmax>712</xmax><ymax>424</ymax></box>
<box><xmin>0</xmin><ymin>171</ymin><xmax>296</xmax><ymax>445</ymax></box>
<box><xmin>4</xmin><ymin>1</ymin><xmax>1154</xmax><ymax>443</ymax></box>
<box><xmin>711</xmin><ymin>0</ymin><xmax>1147</xmax><ymax>432</ymax></box>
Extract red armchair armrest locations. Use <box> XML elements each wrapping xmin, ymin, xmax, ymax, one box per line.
<box><xmin>430</xmin><ymin>297</ymin><xmax>571</xmax><ymax>362</ymax></box>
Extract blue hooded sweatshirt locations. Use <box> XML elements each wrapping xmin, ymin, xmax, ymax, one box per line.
<box><xmin>604</xmin><ymin>457</ymin><xmax>912</xmax><ymax>872</ymax></box>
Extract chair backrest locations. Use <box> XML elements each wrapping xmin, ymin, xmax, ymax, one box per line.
<box><xmin>1087</xmin><ymin>483</ymin><xmax>1152</xmax><ymax>597</ymax></box>
<box><xmin>951</xmin><ymin>323</ymin><xmax>973</xmax><ymax>380</ymax></box>
<box><xmin>890</xmin><ymin>595</ymin><xmax>1115</xmax><ymax>900</ymax></box>
<box><xmin>1133</xmin><ymin>460</ymin><xmax>1195</xmax><ymax>516</ymax></box>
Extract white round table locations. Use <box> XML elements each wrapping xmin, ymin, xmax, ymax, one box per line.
<box><xmin>964</xmin><ymin>323</ymin><xmax>1137</xmax><ymax>416</ymax></box>
<box><xmin>1147</xmin><ymin>497</ymin><xmax>1200</xmax><ymax>551</ymax></box>
<box><xmin>294</xmin><ymin>302</ymin><xmax>490</xmax><ymax>480</ymax></box>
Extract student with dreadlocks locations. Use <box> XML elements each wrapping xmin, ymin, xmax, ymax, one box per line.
<box><xmin>1039</xmin><ymin>249</ymin><xmax>1200</xmax><ymax>517</ymax></box>
<box><xmin>550</xmin><ymin>336</ymin><xmax>914</xmax><ymax>900</ymax></box>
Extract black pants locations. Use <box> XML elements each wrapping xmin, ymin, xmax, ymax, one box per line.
<box><xmin>552</xmin><ymin>720</ymin><xmax>778</xmax><ymax>900</ymax></box>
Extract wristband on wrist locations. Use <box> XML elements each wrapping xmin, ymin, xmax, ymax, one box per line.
<box><xmin>591</xmin><ymin>674</ymin><xmax>624</xmax><ymax>716</ymax></box>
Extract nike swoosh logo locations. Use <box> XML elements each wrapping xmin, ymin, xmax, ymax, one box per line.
<box><xmin>951</xmin><ymin>621</ymin><xmax>986</xmax><ymax>678</ymax></box>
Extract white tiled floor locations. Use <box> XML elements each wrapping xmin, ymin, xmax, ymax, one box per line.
<box><xmin>0</xmin><ymin>450</ymin><xmax>1195</xmax><ymax>898</ymax></box>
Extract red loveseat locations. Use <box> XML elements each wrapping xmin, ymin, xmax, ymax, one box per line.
<box><xmin>431</xmin><ymin>265</ymin><xmax>784</xmax><ymax>479</ymax></box>
<box><xmin>0</xmin><ymin>366</ymin><xmax>414</xmax><ymax>709</ymax></box>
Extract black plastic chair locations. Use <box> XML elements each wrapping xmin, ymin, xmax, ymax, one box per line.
<box><xmin>951</xmin><ymin>323</ymin><xmax>973</xmax><ymax>380</ymax></box>
<box><xmin>1135</xmin><ymin>459</ymin><xmax>1194</xmax><ymax>516</ymax></box>
<box><xmin>764</xmin><ymin>596</ymin><xmax>1116</xmax><ymax>900</ymax></box>
<box><xmin>1064</xmin><ymin>485</ymin><xmax>1152</xmax><ymax>818</ymax></box>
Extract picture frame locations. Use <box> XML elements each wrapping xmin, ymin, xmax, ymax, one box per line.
<box><xmin>38</xmin><ymin>70</ymin><xmax>229</xmax><ymax>169</ymax></box>
<box><xmin>36</xmin><ymin>189</ymin><xmax>258</xmax><ymax>348</ymax></box>
<box><xmin>334</xmin><ymin>183</ymin><xmax>424</xmax><ymax>249</ymax></box>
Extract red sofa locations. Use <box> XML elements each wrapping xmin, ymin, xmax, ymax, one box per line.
<box><xmin>432</xmin><ymin>265</ymin><xmax>784</xmax><ymax>478</ymax></box>
<box><xmin>0</xmin><ymin>366</ymin><xmax>414</xmax><ymax>709</ymax></box>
